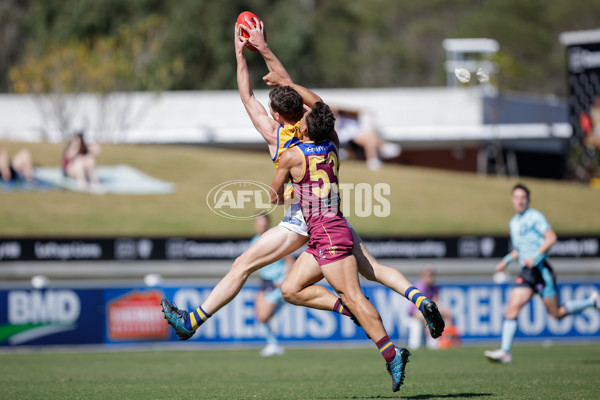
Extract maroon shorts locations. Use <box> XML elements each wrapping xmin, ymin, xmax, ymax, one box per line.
<box><xmin>306</xmin><ymin>217</ymin><xmax>354</xmax><ymax>266</ymax></box>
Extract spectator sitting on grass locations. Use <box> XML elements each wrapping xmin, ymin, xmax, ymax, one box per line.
<box><xmin>62</xmin><ymin>132</ymin><xmax>101</xmax><ymax>191</ymax></box>
<box><xmin>332</xmin><ymin>107</ymin><xmax>401</xmax><ymax>171</ymax></box>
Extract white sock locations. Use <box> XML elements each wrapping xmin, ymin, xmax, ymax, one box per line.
<box><xmin>501</xmin><ymin>319</ymin><xmax>517</xmax><ymax>353</ymax></box>
<box><xmin>264</xmin><ymin>322</ymin><xmax>278</xmax><ymax>346</ymax></box>
<box><xmin>564</xmin><ymin>298</ymin><xmax>595</xmax><ymax>315</ymax></box>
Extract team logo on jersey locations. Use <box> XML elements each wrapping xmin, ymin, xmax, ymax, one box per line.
<box><xmin>518</xmin><ymin>223</ymin><xmax>530</xmax><ymax>236</ymax></box>
<box><xmin>327</xmin><ymin>246</ymin><xmax>337</xmax><ymax>256</ymax></box>
<box><xmin>535</xmin><ymin>283</ymin><xmax>544</xmax><ymax>292</ymax></box>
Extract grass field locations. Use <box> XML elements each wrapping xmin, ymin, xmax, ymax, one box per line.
<box><xmin>1</xmin><ymin>344</ymin><xmax>598</xmax><ymax>399</ymax></box>
<box><xmin>2</xmin><ymin>140</ymin><xmax>600</xmax><ymax>237</ymax></box>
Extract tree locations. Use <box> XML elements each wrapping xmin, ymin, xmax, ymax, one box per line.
<box><xmin>5</xmin><ymin>0</ymin><xmax>600</xmax><ymax>94</ymax></box>
<box><xmin>10</xmin><ymin>15</ymin><xmax>183</xmax><ymax>141</ymax></box>
<box><xmin>0</xmin><ymin>0</ymin><xmax>28</xmax><ymax>92</ymax></box>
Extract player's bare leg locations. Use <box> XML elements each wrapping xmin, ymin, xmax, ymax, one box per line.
<box><xmin>201</xmin><ymin>225</ymin><xmax>307</xmax><ymax>315</ymax></box>
<box><xmin>485</xmin><ymin>286</ymin><xmax>599</xmax><ymax>364</ymax></box>
<box><xmin>317</xmin><ymin>254</ymin><xmax>410</xmax><ymax>392</ymax></box>
<box><xmin>282</xmin><ymin>252</ymin><xmax>361</xmax><ymax>323</ymax></box>
<box><xmin>255</xmin><ymin>288</ymin><xmax>284</xmax><ymax>357</ymax></box>
<box><xmin>281</xmin><ymin>252</ymin><xmax>330</xmax><ymax>310</ymax></box>
<box><xmin>543</xmin><ymin>295</ymin><xmax>569</xmax><ymax>319</ymax></box>
<box><xmin>320</xmin><ymin>255</ymin><xmax>385</xmax><ymax>338</ymax></box>
<box><xmin>352</xmin><ymin>236</ymin><xmax>412</xmax><ymax>294</ymax></box>
<box><xmin>543</xmin><ymin>290</ymin><xmax>599</xmax><ymax>319</ymax></box>
<box><xmin>162</xmin><ymin>226</ymin><xmax>307</xmax><ymax>339</ymax></box>
<box><xmin>282</xmin><ymin>227</ymin><xmax>446</xmax><ymax>333</ymax></box>
<box><xmin>351</xmin><ymin>228</ymin><xmax>445</xmax><ymax>338</ymax></box>
<box><xmin>255</xmin><ymin>291</ymin><xmax>279</xmax><ymax>323</ymax></box>
<box><xmin>505</xmin><ymin>287</ymin><xmax>534</xmax><ymax>320</ymax></box>
<box><xmin>162</xmin><ymin>226</ymin><xmax>356</xmax><ymax>339</ymax></box>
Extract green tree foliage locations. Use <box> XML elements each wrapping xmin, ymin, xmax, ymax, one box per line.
<box><xmin>11</xmin><ymin>14</ymin><xmax>182</xmax><ymax>95</ymax></box>
<box><xmin>10</xmin><ymin>12</ymin><xmax>183</xmax><ymax>140</ymax></box>
<box><xmin>0</xmin><ymin>0</ymin><xmax>28</xmax><ymax>92</ymax></box>
<box><xmin>3</xmin><ymin>0</ymin><xmax>600</xmax><ymax>94</ymax></box>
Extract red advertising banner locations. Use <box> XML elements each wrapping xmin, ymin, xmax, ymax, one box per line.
<box><xmin>107</xmin><ymin>290</ymin><xmax>169</xmax><ymax>341</ymax></box>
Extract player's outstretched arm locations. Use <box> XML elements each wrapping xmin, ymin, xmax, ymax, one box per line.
<box><xmin>241</xmin><ymin>17</ymin><xmax>293</xmax><ymax>85</ymax></box>
<box><xmin>263</xmin><ymin>71</ymin><xmax>322</xmax><ymax>109</ymax></box>
<box><xmin>287</xmin><ymin>82</ymin><xmax>322</xmax><ymax>109</ymax></box>
<box><xmin>261</xmin><ymin>48</ymin><xmax>292</xmax><ymax>85</ymax></box>
<box><xmin>235</xmin><ymin>23</ymin><xmax>278</xmax><ymax>145</ymax></box>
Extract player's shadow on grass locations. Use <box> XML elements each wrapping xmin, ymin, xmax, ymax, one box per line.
<box><xmin>401</xmin><ymin>393</ymin><xmax>492</xmax><ymax>399</ymax></box>
<box><xmin>340</xmin><ymin>393</ymin><xmax>492</xmax><ymax>400</ymax></box>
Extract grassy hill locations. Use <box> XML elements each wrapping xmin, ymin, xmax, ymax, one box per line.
<box><xmin>1</xmin><ymin>141</ymin><xmax>599</xmax><ymax>237</ymax></box>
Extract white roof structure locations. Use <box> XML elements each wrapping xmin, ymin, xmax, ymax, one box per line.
<box><xmin>0</xmin><ymin>87</ymin><xmax>569</xmax><ymax>148</ymax></box>
<box><xmin>559</xmin><ymin>29</ymin><xmax>600</xmax><ymax>46</ymax></box>
<box><xmin>442</xmin><ymin>38</ymin><xmax>499</xmax><ymax>53</ymax></box>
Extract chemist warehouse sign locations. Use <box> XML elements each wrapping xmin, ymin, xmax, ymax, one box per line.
<box><xmin>167</xmin><ymin>282</ymin><xmax>600</xmax><ymax>344</ymax></box>
<box><xmin>0</xmin><ymin>282</ymin><xmax>598</xmax><ymax>347</ymax></box>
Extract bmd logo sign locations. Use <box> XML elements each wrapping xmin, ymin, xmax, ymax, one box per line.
<box><xmin>206</xmin><ymin>180</ymin><xmax>278</xmax><ymax>220</ymax></box>
<box><xmin>2</xmin><ymin>290</ymin><xmax>80</xmax><ymax>345</ymax></box>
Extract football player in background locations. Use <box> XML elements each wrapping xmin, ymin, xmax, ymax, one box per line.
<box><xmin>252</xmin><ymin>213</ymin><xmax>294</xmax><ymax>357</ymax></box>
<box><xmin>484</xmin><ymin>183</ymin><xmax>600</xmax><ymax>363</ymax></box>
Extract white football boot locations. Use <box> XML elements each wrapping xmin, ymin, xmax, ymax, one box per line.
<box><xmin>484</xmin><ymin>349</ymin><xmax>512</xmax><ymax>364</ymax></box>
<box><xmin>260</xmin><ymin>344</ymin><xmax>285</xmax><ymax>357</ymax></box>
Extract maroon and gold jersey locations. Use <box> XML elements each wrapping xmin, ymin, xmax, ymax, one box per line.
<box><xmin>291</xmin><ymin>140</ymin><xmax>353</xmax><ymax>265</ymax></box>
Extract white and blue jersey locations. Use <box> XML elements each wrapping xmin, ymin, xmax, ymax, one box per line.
<box><xmin>509</xmin><ymin>208</ymin><xmax>551</xmax><ymax>266</ymax></box>
<box><xmin>509</xmin><ymin>208</ymin><xmax>556</xmax><ymax>298</ymax></box>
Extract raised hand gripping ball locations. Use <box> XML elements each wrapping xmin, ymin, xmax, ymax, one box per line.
<box><xmin>237</xmin><ymin>11</ymin><xmax>266</xmax><ymax>52</ymax></box>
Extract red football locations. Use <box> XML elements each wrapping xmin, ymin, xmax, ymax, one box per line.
<box><xmin>236</xmin><ymin>11</ymin><xmax>266</xmax><ymax>52</ymax></box>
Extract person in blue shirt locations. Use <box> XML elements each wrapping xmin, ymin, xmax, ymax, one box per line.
<box><xmin>252</xmin><ymin>213</ymin><xmax>294</xmax><ymax>357</ymax></box>
<box><xmin>484</xmin><ymin>183</ymin><xmax>599</xmax><ymax>363</ymax></box>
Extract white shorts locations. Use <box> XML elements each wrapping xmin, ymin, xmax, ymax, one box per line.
<box><xmin>279</xmin><ymin>201</ymin><xmax>309</xmax><ymax>236</ymax></box>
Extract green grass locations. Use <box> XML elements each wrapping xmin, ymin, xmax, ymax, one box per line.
<box><xmin>0</xmin><ymin>344</ymin><xmax>598</xmax><ymax>399</ymax></box>
<box><xmin>2</xmin><ymin>141</ymin><xmax>600</xmax><ymax>237</ymax></box>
